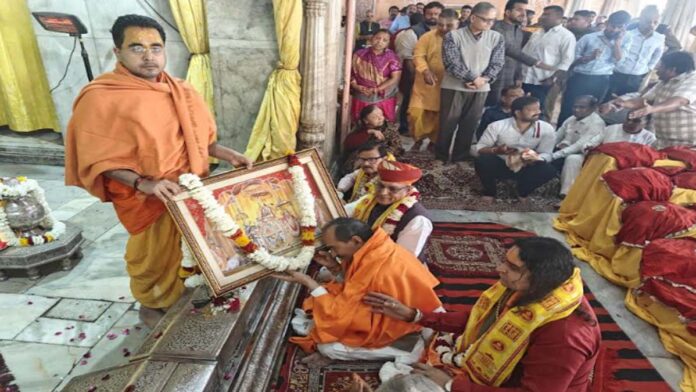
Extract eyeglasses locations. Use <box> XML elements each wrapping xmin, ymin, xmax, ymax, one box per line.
<box><xmin>473</xmin><ymin>14</ymin><xmax>496</xmax><ymax>24</ymax></box>
<box><xmin>128</xmin><ymin>45</ymin><xmax>164</xmax><ymax>55</ymax></box>
<box><xmin>375</xmin><ymin>182</ymin><xmax>410</xmax><ymax>193</ymax></box>
<box><xmin>357</xmin><ymin>156</ymin><xmax>384</xmax><ymax>163</ymax></box>
<box><xmin>497</xmin><ymin>258</ymin><xmax>526</xmax><ymax>274</ymax></box>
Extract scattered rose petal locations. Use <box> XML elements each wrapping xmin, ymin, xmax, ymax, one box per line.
<box><xmin>122</xmin><ymin>348</ymin><xmax>131</xmax><ymax>357</ymax></box>
<box><xmin>122</xmin><ymin>328</ymin><xmax>130</xmax><ymax>336</ymax></box>
<box><xmin>223</xmin><ymin>372</ymin><xmax>232</xmax><ymax>380</ymax></box>
<box><xmin>124</xmin><ymin>385</ymin><xmax>135</xmax><ymax>392</ymax></box>
<box><xmin>228</xmin><ymin>298</ymin><xmax>241</xmax><ymax>313</ymax></box>
<box><xmin>153</xmin><ymin>331</ymin><xmax>163</xmax><ymax>339</ymax></box>
<box><xmin>27</xmin><ymin>301</ymin><xmax>33</xmax><ymax>305</ymax></box>
<box><xmin>78</xmin><ymin>332</ymin><xmax>87</xmax><ymax>340</ymax></box>
<box><xmin>87</xmin><ymin>386</ymin><xmax>97</xmax><ymax>392</ymax></box>
<box><xmin>101</xmin><ymin>374</ymin><xmax>111</xmax><ymax>381</ymax></box>
<box><xmin>106</xmin><ymin>332</ymin><xmax>118</xmax><ymax>340</ymax></box>
<box><xmin>80</xmin><ymin>360</ymin><xmax>88</xmax><ymax>366</ymax></box>
<box><xmin>65</xmin><ymin>325</ymin><xmax>75</xmax><ymax>330</ymax></box>
<box><xmin>83</xmin><ymin>352</ymin><xmax>91</xmax><ymax>359</ymax></box>
<box><xmin>54</xmin><ymin>331</ymin><xmax>62</xmax><ymax>336</ymax></box>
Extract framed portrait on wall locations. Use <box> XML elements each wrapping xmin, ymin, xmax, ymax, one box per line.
<box><xmin>166</xmin><ymin>149</ymin><xmax>346</xmax><ymax>296</ymax></box>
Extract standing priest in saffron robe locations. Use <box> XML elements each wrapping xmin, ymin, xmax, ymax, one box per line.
<box><xmin>64</xmin><ymin>15</ymin><xmax>251</xmax><ymax>327</ymax></box>
<box><xmin>275</xmin><ymin>218</ymin><xmax>442</xmax><ymax>367</ymax></box>
<box><xmin>345</xmin><ymin>160</ymin><xmax>432</xmax><ymax>257</ymax></box>
<box><xmin>364</xmin><ymin>237</ymin><xmax>601</xmax><ymax>391</ymax></box>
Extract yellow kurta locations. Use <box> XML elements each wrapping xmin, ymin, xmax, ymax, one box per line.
<box><xmin>408</xmin><ymin>30</ymin><xmax>445</xmax><ymax>142</ymax></box>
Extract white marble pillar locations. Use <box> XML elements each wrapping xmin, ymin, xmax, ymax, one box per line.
<box><xmin>322</xmin><ymin>0</ymin><xmax>342</xmax><ymax>161</ymax></box>
<box><xmin>298</xmin><ymin>0</ymin><xmax>328</xmax><ymax>154</ymax></box>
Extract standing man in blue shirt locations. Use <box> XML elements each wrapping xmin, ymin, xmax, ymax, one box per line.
<box><xmin>558</xmin><ymin>10</ymin><xmax>631</xmax><ymax>125</ymax></box>
<box><xmin>389</xmin><ymin>4</ymin><xmax>417</xmax><ymax>34</ymax></box>
<box><xmin>606</xmin><ymin>6</ymin><xmax>664</xmax><ymax>99</ymax></box>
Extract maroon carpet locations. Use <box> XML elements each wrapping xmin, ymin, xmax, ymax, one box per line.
<box><xmin>400</xmin><ymin>150</ymin><xmax>561</xmax><ymax>212</ymax></box>
<box><xmin>269</xmin><ymin>222</ymin><xmax>671</xmax><ymax>392</ymax></box>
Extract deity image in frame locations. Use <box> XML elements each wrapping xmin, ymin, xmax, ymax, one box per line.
<box><xmin>167</xmin><ymin>149</ymin><xmax>345</xmax><ymax>296</ymax></box>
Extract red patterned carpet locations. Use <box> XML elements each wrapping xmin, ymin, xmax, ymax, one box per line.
<box><xmin>269</xmin><ymin>222</ymin><xmax>671</xmax><ymax>392</ymax></box>
<box><xmin>400</xmin><ymin>151</ymin><xmax>561</xmax><ymax>212</ymax></box>
<box><xmin>0</xmin><ymin>354</ymin><xmax>19</xmax><ymax>392</ymax></box>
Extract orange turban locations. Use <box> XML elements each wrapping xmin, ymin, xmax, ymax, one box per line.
<box><xmin>377</xmin><ymin>160</ymin><xmax>422</xmax><ymax>184</ymax></box>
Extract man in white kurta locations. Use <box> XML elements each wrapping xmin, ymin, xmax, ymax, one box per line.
<box><xmin>345</xmin><ymin>160</ymin><xmax>432</xmax><ymax>257</ymax></box>
<box><xmin>542</xmin><ymin>95</ymin><xmax>606</xmax><ymax>196</ymax></box>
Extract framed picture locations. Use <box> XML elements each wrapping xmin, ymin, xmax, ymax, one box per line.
<box><xmin>166</xmin><ymin>149</ymin><xmax>346</xmax><ymax>296</ymax></box>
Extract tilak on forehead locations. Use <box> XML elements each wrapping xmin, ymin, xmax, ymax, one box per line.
<box><xmin>122</xmin><ymin>27</ymin><xmax>163</xmax><ymax>47</ymax></box>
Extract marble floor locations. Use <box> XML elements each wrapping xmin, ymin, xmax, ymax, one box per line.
<box><xmin>0</xmin><ymin>162</ymin><xmax>684</xmax><ymax>391</ymax></box>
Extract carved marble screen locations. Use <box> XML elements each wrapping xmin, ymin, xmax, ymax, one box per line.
<box><xmin>167</xmin><ymin>149</ymin><xmax>346</xmax><ymax>296</ymax></box>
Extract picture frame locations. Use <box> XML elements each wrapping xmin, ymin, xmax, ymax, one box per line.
<box><xmin>166</xmin><ymin>149</ymin><xmax>346</xmax><ymax>297</ymax></box>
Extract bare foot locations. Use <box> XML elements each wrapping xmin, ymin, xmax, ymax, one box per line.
<box><xmin>139</xmin><ymin>306</ymin><xmax>165</xmax><ymax>329</ymax></box>
<box><xmin>301</xmin><ymin>352</ymin><xmax>333</xmax><ymax>368</ymax></box>
<box><xmin>347</xmin><ymin>373</ymin><xmax>375</xmax><ymax>392</ymax></box>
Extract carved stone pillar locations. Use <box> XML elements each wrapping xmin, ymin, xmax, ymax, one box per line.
<box><xmin>298</xmin><ymin>0</ymin><xmax>328</xmax><ymax>154</ymax></box>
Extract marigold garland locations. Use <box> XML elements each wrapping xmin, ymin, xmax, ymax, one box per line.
<box><xmin>178</xmin><ymin>154</ymin><xmax>318</xmax><ymax>287</ymax></box>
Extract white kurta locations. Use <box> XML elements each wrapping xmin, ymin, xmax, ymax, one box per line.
<box><xmin>345</xmin><ymin>199</ymin><xmax>433</xmax><ymax>256</ymax></box>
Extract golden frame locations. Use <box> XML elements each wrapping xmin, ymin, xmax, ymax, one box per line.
<box><xmin>166</xmin><ymin>149</ymin><xmax>346</xmax><ymax>296</ymax></box>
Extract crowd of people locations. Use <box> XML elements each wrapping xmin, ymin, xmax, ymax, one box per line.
<box><xmin>345</xmin><ymin>0</ymin><xmax>696</xmax><ymax>204</ymax></box>
<box><xmin>277</xmin><ymin>1</ymin><xmax>696</xmax><ymax>390</ymax></box>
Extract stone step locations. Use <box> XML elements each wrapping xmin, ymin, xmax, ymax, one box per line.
<box><xmin>0</xmin><ymin>129</ymin><xmax>64</xmax><ymax>166</ymax></box>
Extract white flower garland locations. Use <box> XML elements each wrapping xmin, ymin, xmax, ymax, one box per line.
<box><xmin>0</xmin><ymin>177</ymin><xmax>64</xmax><ymax>247</ymax></box>
<box><xmin>178</xmin><ymin>158</ymin><xmax>318</xmax><ymax>286</ymax></box>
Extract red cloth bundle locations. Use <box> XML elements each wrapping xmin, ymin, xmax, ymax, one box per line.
<box><xmin>602</xmin><ymin>167</ymin><xmax>673</xmax><ymax>203</ymax></box>
<box><xmin>660</xmin><ymin>146</ymin><xmax>696</xmax><ymax>169</ymax></box>
<box><xmin>617</xmin><ymin>202</ymin><xmax>696</xmax><ymax>246</ymax></box>
<box><xmin>592</xmin><ymin>142</ymin><xmax>665</xmax><ymax>169</ymax></box>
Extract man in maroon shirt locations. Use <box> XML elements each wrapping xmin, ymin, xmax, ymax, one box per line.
<box><xmin>364</xmin><ymin>237</ymin><xmax>601</xmax><ymax>391</ymax></box>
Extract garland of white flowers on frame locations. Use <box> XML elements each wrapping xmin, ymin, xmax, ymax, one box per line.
<box><xmin>178</xmin><ymin>154</ymin><xmax>318</xmax><ymax>287</ymax></box>
<box><xmin>0</xmin><ymin>177</ymin><xmax>65</xmax><ymax>247</ymax></box>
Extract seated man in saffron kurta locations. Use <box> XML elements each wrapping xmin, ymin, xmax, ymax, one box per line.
<box><xmin>345</xmin><ymin>160</ymin><xmax>433</xmax><ymax>257</ymax></box>
<box><xmin>64</xmin><ymin>15</ymin><xmax>251</xmax><ymax>327</ymax></box>
<box><xmin>364</xmin><ymin>237</ymin><xmax>601</xmax><ymax>392</ymax></box>
<box><xmin>274</xmin><ymin>218</ymin><xmax>442</xmax><ymax>367</ymax></box>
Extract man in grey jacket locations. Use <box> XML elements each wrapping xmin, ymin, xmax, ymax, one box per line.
<box><xmin>436</xmin><ymin>2</ymin><xmax>505</xmax><ymax>163</ymax></box>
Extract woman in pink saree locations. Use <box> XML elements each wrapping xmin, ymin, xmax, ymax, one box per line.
<box><xmin>350</xmin><ymin>29</ymin><xmax>402</xmax><ymax>122</ymax></box>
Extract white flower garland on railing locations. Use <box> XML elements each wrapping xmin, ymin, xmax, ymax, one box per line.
<box><xmin>0</xmin><ymin>177</ymin><xmax>64</xmax><ymax>247</ymax></box>
<box><xmin>178</xmin><ymin>155</ymin><xmax>318</xmax><ymax>287</ymax></box>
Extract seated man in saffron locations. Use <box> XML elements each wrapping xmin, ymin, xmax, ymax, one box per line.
<box><xmin>346</xmin><ymin>160</ymin><xmax>432</xmax><ymax>257</ymax></box>
<box><xmin>275</xmin><ymin>218</ymin><xmax>442</xmax><ymax>366</ymax></box>
<box><xmin>336</xmin><ymin>141</ymin><xmax>391</xmax><ymax>203</ymax></box>
<box><xmin>64</xmin><ymin>15</ymin><xmax>251</xmax><ymax>327</ymax></box>
<box><xmin>364</xmin><ymin>237</ymin><xmax>601</xmax><ymax>391</ymax></box>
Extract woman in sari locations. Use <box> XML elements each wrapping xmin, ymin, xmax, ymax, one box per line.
<box><xmin>342</xmin><ymin>105</ymin><xmax>403</xmax><ymax>175</ymax></box>
<box><xmin>350</xmin><ymin>29</ymin><xmax>402</xmax><ymax>122</ymax></box>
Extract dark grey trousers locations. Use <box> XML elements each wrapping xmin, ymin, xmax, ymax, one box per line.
<box><xmin>435</xmin><ymin>88</ymin><xmax>488</xmax><ymax>162</ymax></box>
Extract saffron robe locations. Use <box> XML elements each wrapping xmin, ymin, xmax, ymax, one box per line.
<box><xmin>291</xmin><ymin>228</ymin><xmax>442</xmax><ymax>352</ymax></box>
<box><xmin>64</xmin><ymin>63</ymin><xmax>215</xmax><ymax>308</ymax></box>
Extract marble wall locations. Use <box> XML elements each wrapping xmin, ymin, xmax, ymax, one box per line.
<box><xmin>206</xmin><ymin>0</ymin><xmax>279</xmax><ymax>152</ymax></box>
<box><xmin>27</xmin><ymin>0</ymin><xmax>190</xmax><ymax>132</ymax></box>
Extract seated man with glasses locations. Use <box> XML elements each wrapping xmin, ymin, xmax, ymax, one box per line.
<box><xmin>336</xmin><ymin>141</ymin><xmax>392</xmax><ymax>203</ymax></box>
<box><xmin>363</xmin><ymin>237</ymin><xmax>600</xmax><ymax>391</ymax></box>
<box><xmin>345</xmin><ymin>160</ymin><xmax>432</xmax><ymax>257</ymax></box>
<box><xmin>274</xmin><ymin>217</ymin><xmax>443</xmax><ymax>368</ymax></box>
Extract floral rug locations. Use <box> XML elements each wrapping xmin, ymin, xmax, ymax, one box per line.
<box><xmin>0</xmin><ymin>354</ymin><xmax>19</xmax><ymax>392</ymax></box>
<box><xmin>400</xmin><ymin>150</ymin><xmax>561</xmax><ymax>212</ymax></box>
<box><xmin>269</xmin><ymin>222</ymin><xmax>671</xmax><ymax>392</ymax></box>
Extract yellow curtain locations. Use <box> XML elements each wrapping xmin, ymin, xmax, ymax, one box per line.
<box><xmin>169</xmin><ymin>0</ymin><xmax>214</xmax><ymax>111</ymax></box>
<box><xmin>244</xmin><ymin>0</ymin><xmax>302</xmax><ymax>162</ymax></box>
<box><xmin>0</xmin><ymin>0</ymin><xmax>60</xmax><ymax>132</ymax></box>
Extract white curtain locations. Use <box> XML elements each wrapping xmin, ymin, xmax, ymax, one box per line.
<box><xmin>661</xmin><ymin>0</ymin><xmax>696</xmax><ymax>49</ymax></box>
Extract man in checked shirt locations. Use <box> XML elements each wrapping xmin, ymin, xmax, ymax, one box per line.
<box><xmin>435</xmin><ymin>1</ymin><xmax>505</xmax><ymax>163</ymax></box>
